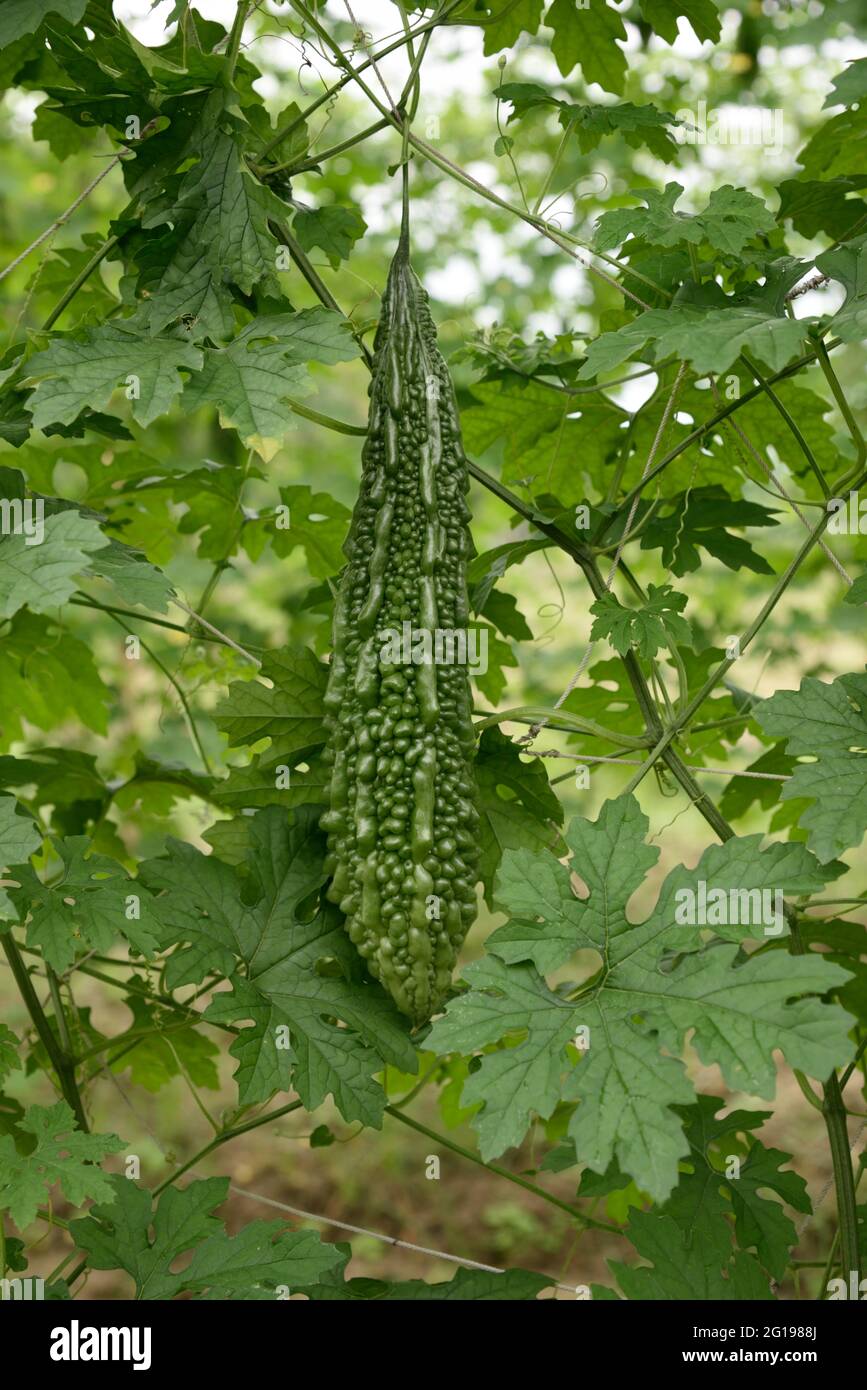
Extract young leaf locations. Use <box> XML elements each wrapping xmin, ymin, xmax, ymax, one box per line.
<box><xmin>578</xmin><ymin>297</ymin><xmax>807</xmax><ymax>379</ymax></box>
<box><xmin>473</xmin><ymin>0</ymin><xmax>544</xmax><ymax>53</ymax></box>
<box><xmin>0</xmin><ymin>1101</ymin><xmax>124</xmax><ymax>1230</ymax></box>
<box><xmin>461</xmin><ymin>374</ymin><xmax>625</xmax><ymax>500</ymax></box>
<box><xmin>0</xmin><ymin>617</ymin><xmax>111</xmax><ymax>745</ymax></box>
<box><xmin>0</xmin><ymin>1025</ymin><xmax>21</xmax><ymax>1085</ymax></box>
<box><xmin>845</xmin><ymin>573</ymin><xmax>867</xmax><ymax>606</ymax></box>
<box><xmin>639</xmin><ymin>486</ymin><xmax>779</xmax><ymax>576</ymax></box>
<box><xmin>479</xmin><ymin>587</ymin><xmax>532</xmax><ymax>640</ymax></box>
<box><xmin>9</xmin><ymin>839</ymin><xmax>161</xmax><ymax>973</ymax></box>
<box><xmin>0</xmin><ymin>0</ymin><xmax>87</xmax><ymax>46</ymax></box>
<box><xmin>778</xmin><ymin>178</ymin><xmax>867</xmax><ymax>243</ymax></box>
<box><xmin>589</xmin><ymin>583</ymin><xmax>692</xmax><ymax>660</ymax></box>
<box><xmin>84</xmin><ymin>538</ymin><xmax>175</xmax><ymax>613</ymax></box>
<box><xmin>213</xmin><ymin>749</ymin><xmax>329</xmax><ymax>813</ymax></box>
<box><xmin>547</xmin><ymin>0</ymin><xmax>627</xmax><ymax>94</ymax></box>
<box><xmin>495</xmin><ymin>85</ymin><xmax>681</xmax><ymax>160</ymax></box>
<box><xmin>817</xmin><ymin>235</ymin><xmax>867</xmax><ymax>344</ymax></box>
<box><xmin>134</xmin><ymin>126</ymin><xmax>294</xmax><ymax>337</ymax></box>
<box><xmin>664</xmin><ymin>1096</ymin><xmax>811</xmax><ymax>1280</ymax></box>
<box><xmin>110</xmin><ymin>995</ymin><xmax>219</xmax><ymax>1094</ymax></box>
<box><xmin>266</xmin><ymin>484</ymin><xmax>351</xmax><ymax>579</ymax></box>
<box><xmin>824</xmin><ymin>57</ymin><xmax>867</xmax><ymax>110</ymax></box>
<box><xmin>639</xmin><ymin>0</ymin><xmax>721</xmax><ymax>44</ymax></box>
<box><xmin>293</xmin><ymin>204</ymin><xmax>367</xmax><ymax>269</ymax></box>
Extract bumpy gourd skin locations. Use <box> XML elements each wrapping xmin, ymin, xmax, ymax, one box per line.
<box><xmin>320</xmin><ymin>237</ymin><xmax>479</xmax><ymax>1026</ymax></box>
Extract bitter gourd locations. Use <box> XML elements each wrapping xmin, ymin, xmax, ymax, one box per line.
<box><xmin>320</xmin><ymin>228</ymin><xmax>479</xmax><ymax>1026</ymax></box>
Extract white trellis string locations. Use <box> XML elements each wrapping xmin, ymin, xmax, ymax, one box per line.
<box><xmin>788</xmin><ymin>1119</ymin><xmax>866</xmax><ymax>1289</ymax></box>
<box><xmin>342</xmin><ymin>0</ymin><xmax>401</xmax><ymax>114</ymax></box>
<box><xmin>229</xmin><ymin>1184</ymin><xmax>582</xmax><ymax>1296</ymax></box>
<box><xmin>528</xmin><ymin>748</ymin><xmax>791</xmax><ymax>781</ymax></box>
<box><xmin>0</xmin><ymin>134</ymin><xmax>146</xmax><ymax>285</ymax></box>
<box><xmin>796</xmin><ymin>1119</ymin><xmax>866</xmax><ymax>1238</ymax></box>
<box><xmin>172</xmin><ymin>599</ymin><xmax>262</xmax><ymax>665</ymax></box>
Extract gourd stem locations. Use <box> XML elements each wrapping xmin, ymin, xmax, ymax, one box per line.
<box><xmin>398</xmin><ymin>116</ymin><xmax>411</xmax><ymax>257</ymax></box>
<box><xmin>399</xmin><ymin>157</ymin><xmax>410</xmax><ymax>255</ymax></box>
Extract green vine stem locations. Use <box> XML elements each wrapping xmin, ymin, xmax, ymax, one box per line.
<box><xmin>17</xmin><ymin>945</ymin><xmax>240</xmax><ymax>1040</ymax></box>
<box><xmin>46</xmin><ymin>966</ymin><xmax>74</xmax><ymax>1057</ymax></box>
<box><xmin>222</xmin><ymin>0</ymin><xmax>249</xmax><ymax>86</ymax></box>
<box><xmin>787</xmin><ymin>916</ymin><xmax>862</xmax><ymax>1288</ymax></box>
<box><xmin>272</xmin><ymin>116</ymin><xmax>391</xmax><ymax>176</ymax></box>
<box><xmin>383</xmin><ymin>1106</ymin><xmax>620</xmax><ymax>1234</ymax></box>
<box><xmin>42</xmin><ymin>234</ymin><xmax>119</xmax><ymax>330</ymax></box>
<box><xmin>274</xmin><ymin>220</ymin><xmax>374</xmax><ymax>368</ymax></box>
<box><xmin>532</xmin><ymin>120</ymin><xmax>572</xmax><ymax>217</ymax></box>
<box><xmin>741</xmin><ymin>351</ymin><xmax>830</xmax><ymax>497</ymax></box>
<box><xmin>822</xmin><ymin>1081</ymin><xmax>862</xmax><ymax>1286</ymax></box>
<box><xmin>284</xmin><ymin>398</ymin><xmax>367</xmax><ymax>435</ymax></box>
<box><xmin>113</xmin><ymin>621</ymin><xmax>213</xmax><ymax>776</ymax></box>
<box><xmin>476</xmin><ymin>706</ymin><xmax>653</xmax><ymax>749</ymax></box>
<box><xmin>840</xmin><ymin>1035</ymin><xmax>867</xmax><ymax>1090</ymax></box>
<box><xmin>1</xmin><ymin>935</ymin><xmax>88</xmax><ymax>1132</ymax></box>
<box><xmin>68</xmin><ymin>593</ymin><xmax>261</xmax><ymax>653</ymax></box>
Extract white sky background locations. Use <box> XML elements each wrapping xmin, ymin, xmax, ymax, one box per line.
<box><xmin>108</xmin><ymin>2</ymin><xmax>866</xmax><ymax>339</ymax></box>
